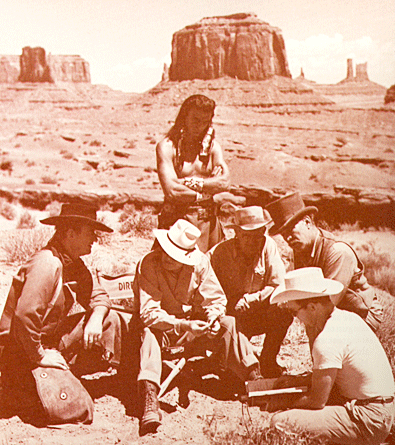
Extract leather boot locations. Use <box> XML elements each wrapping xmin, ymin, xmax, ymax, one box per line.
<box><xmin>138</xmin><ymin>380</ymin><xmax>162</xmax><ymax>434</ymax></box>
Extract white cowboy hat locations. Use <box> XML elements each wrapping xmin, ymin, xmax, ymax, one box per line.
<box><xmin>270</xmin><ymin>267</ymin><xmax>343</xmax><ymax>305</ymax></box>
<box><xmin>226</xmin><ymin>206</ymin><xmax>272</xmax><ymax>231</ymax></box>
<box><xmin>154</xmin><ymin>219</ymin><xmax>201</xmax><ymax>266</ymax></box>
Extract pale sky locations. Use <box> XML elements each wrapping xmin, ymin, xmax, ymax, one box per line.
<box><xmin>1</xmin><ymin>0</ymin><xmax>394</xmax><ymax>93</ymax></box>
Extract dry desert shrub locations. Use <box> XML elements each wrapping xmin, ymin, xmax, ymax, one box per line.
<box><xmin>353</xmin><ymin>241</ymin><xmax>395</xmax><ymax>296</ymax></box>
<box><xmin>17</xmin><ymin>211</ymin><xmax>37</xmax><ymax>229</ymax></box>
<box><xmin>119</xmin><ymin>205</ymin><xmax>156</xmax><ymax>238</ymax></box>
<box><xmin>1</xmin><ymin>227</ymin><xmax>53</xmax><ymax>265</ymax></box>
<box><xmin>0</xmin><ymin>199</ymin><xmax>16</xmax><ymax>220</ymax></box>
<box><xmin>45</xmin><ymin>201</ymin><xmax>62</xmax><ymax>216</ymax></box>
<box><xmin>206</xmin><ymin>420</ymin><xmax>328</xmax><ymax>445</ymax></box>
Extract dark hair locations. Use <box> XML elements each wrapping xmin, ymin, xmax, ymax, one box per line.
<box><xmin>167</xmin><ymin>94</ymin><xmax>215</xmax><ymax>146</ymax></box>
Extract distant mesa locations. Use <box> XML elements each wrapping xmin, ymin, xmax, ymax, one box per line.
<box><xmin>384</xmin><ymin>84</ymin><xmax>395</xmax><ymax>105</ymax></box>
<box><xmin>0</xmin><ymin>46</ymin><xmax>90</xmax><ymax>84</ymax></box>
<box><xmin>169</xmin><ymin>12</ymin><xmax>291</xmax><ymax>81</ymax></box>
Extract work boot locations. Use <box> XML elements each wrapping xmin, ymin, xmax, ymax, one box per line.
<box><xmin>138</xmin><ymin>380</ymin><xmax>162</xmax><ymax>435</ymax></box>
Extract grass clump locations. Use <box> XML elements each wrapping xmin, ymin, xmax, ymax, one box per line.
<box><xmin>0</xmin><ymin>199</ymin><xmax>16</xmax><ymax>220</ymax></box>
<box><xmin>1</xmin><ymin>227</ymin><xmax>53</xmax><ymax>265</ymax></box>
<box><xmin>205</xmin><ymin>420</ymin><xmax>328</xmax><ymax>445</ymax></box>
<box><xmin>17</xmin><ymin>211</ymin><xmax>37</xmax><ymax>229</ymax></box>
<box><xmin>119</xmin><ymin>205</ymin><xmax>156</xmax><ymax>238</ymax></box>
<box><xmin>353</xmin><ymin>241</ymin><xmax>395</xmax><ymax>296</ymax></box>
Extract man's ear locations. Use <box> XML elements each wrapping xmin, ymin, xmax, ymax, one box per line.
<box><xmin>64</xmin><ymin>227</ymin><xmax>75</xmax><ymax>241</ymax></box>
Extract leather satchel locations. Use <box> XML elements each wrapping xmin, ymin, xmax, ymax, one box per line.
<box><xmin>32</xmin><ymin>366</ymin><xmax>94</xmax><ymax>425</ymax></box>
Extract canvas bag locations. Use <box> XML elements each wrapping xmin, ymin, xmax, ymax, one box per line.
<box><xmin>32</xmin><ymin>366</ymin><xmax>94</xmax><ymax>425</ymax></box>
<box><xmin>97</xmin><ymin>271</ymin><xmax>136</xmax><ymax>309</ymax></box>
<box><xmin>0</xmin><ymin>273</ymin><xmax>94</xmax><ymax>425</ymax></box>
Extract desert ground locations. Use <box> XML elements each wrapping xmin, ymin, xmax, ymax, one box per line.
<box><xmin>0</xmin><ymin>77</ymin><xmax>394</xmax><ymax>444</ymax></box>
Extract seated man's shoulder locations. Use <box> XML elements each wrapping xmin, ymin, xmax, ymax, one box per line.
<box><xmin>207</xmin><ymin>237</ymin><xmax>234</xmax><ymax>261</ymax></box>
<box><xmin>28</xmin><ymin>248</ymin><xmax>61</xmax><ymax>269</ymax></box>
<box><xmin>138</xmin><ymin>250</ymin><xmax>161</xmax><ymax>271</ymax></box>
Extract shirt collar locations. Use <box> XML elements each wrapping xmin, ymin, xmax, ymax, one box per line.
<box><xmin>310</xmin><ymin>231</ymin><xmax>321</xmax><ymax>259</ymax></box>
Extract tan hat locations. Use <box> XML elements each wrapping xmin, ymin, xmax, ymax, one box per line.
<box><xmin>270</xmin><ymin>267</ymin><xmax>343</xmax><ymax>305</ymax></box>
<box><xmin>265</xmin><ymin>192</ymin><xmax>318</xmax><ymax>236</ymax></box>
<box><xmin>154</xmin><ymin>219</ymin><xmax>201</xmax><ymax>266</ymax></box>
<box><xmin>40</xmin><ymin>203</ymin><xmax>113</xmax><ymax>233</ymax></box>
<box><xmin>226</xmin><ymin>206</ymin><xmax>272</xmax><ymax>231</ymax></box>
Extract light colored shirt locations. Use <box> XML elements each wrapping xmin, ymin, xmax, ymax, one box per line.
<box><xmin>133</xmin><ymin>249</ymin><xmax>227</xmax><ymax>332</ymax></box>
<box><xmin>313</xmin><ymin>308</ymin><xmax>394</xmax><ymax>400</ymax></box>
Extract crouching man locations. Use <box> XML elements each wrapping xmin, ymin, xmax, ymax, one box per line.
<box><xmin>133</xmin><ymin>219</ymin><xmax>263</xmax><ymax>434</ymax></box>
<box><xmin>0</xmin><ymin>204</ymin><xmax>123</xmax><ymax>425</ymax></box>
<box><xmin>269</xmin><ymin>267</ymin><xmax>395</xmax><ymax>445</ymax></box>
<box><xmin>208</xmin><ymin>206</ymin><xmax>293</xmax><ymax>378</ymax></box>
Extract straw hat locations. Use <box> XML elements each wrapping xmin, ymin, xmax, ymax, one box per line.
<box><xmin>265</xmin><ymin>192</ymin><xmax>317</xmax><ymax>235</ymax></box>
<box><xmin>270</xmin><ymin>267</ymin><xmax>343</xmax><ymax>305</ymax></box>
<box><xmin>154</xmin><ymin>219</ymin><xmax>201</xmax><ymax>266</ymax></box>
<box><xmin>226</xmin><ymin>206</ymin><xmax>272</xmax><ymax>231</ymax></box>
<box><xmin>40</xmin><ymin>203</ymin><xmax>113</xmax><ymax>233</ymax></box>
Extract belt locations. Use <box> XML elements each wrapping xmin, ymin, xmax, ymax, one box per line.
<box><xmin>355</xmin><ymin>396</ymin><xmax>394</xmax><ymax>406</ymax></box>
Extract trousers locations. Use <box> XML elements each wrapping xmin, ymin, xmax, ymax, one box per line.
<box><xmin>271</xmin><ymin>399</ymin><xmax>395</xmax><ymax>445</ymax></box>
<box><xmin>138</xmin><ymin>315</ymin><xmax>259</xmax><ymax>387</ymax></box>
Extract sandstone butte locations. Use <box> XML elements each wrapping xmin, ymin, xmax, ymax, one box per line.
<box><xmin>0</xmin><ymin>13</ymin><xmax>394</xmax><ymax>229</ymax></box>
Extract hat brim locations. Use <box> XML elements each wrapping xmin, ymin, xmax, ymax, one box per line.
<box><xmin>270</xmin><ymin>278</ymin><xmax>344</xmax><ymax>305</ymax></box>
<box><xmin>269</xmin><ymin>207</ymin><xmax>318</xmax><ymax>236</ymax></box>
<box><xmin>154</xmin><ymin>229</ymin><xmax>200</xmax><ymax>266</ymax></box>
<box><xmin>40</xmin><ymin>215</ymin><xmax>113</xmax><ymax>233</ymax></box>
<box><xmin>226</xmin><ymin>221</ymin><xmax>271</xmax><ymax>231</ymax></box>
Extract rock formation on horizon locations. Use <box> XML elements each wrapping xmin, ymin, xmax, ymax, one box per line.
<box><xmin>169</xmin><ymin>13</ymin><xmax>291</xmax><ymax>81</ymax></box>
<box><xmin>19</xmin><ymin>47</ymin><xmax>53</xmax><ymax>82</ymax></box>
<box><xmin>341</xmin><ymin>58</ymin><xmax>370</xmax><ymax>83</ymax></box>
<box><xmin>0</xmin><ymin>46</ymin><xmax>90</xmax><ymax>84</ymax></box>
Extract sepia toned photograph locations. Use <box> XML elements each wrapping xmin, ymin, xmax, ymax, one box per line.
<box><xmin>0</xmin><ymin>1</ymin><xmax>394</xmax><ymax>444</ymax></box>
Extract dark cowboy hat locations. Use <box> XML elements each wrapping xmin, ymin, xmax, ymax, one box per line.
<box><xmin>40</xmin><ymin>203</ymin><xmax>113</xmax><ymax>233</ymax></box>
<box><xmin>265</xmin><ymin>192</ymin><xmax>317</xmax><ymax>236</ymax></box>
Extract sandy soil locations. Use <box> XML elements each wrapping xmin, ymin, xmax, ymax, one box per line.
<box><xmin>0</xmin><ymin>209</ymin><xmax>394</xmax><ymax>444</ymax></box>
<box><xmin>0</xmin><ymin>78</ymin><xmax>394</xmax><ymax>444</ymax></box>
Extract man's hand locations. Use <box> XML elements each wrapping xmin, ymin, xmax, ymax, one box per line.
<box><xmin>186</xmin><ymin>320</ymin><xmax>209</xmax><ymax>337</ymax></box>
<box><xmin>206</xmin><ymin>317</ymin><xmax>221</xmax><ymax>339</ymax></box>
<box><xmin>211</xmin><ymin>165</ymin><xmax>222</xmax><ymax>177</ymax></box>
<box><xmin>37</xmin><ymin>349</ymin><xmax>69</xmax><ymax>370</ymax></box>
<box><xmin>83</xmin><ymin>315</ymin><xmax>104</xmax><ymax>350</ymax></box>
<box><xmin>235</xmin><ymin>297</ymin><xmax>250</xmax><ymax>312</ymax></box>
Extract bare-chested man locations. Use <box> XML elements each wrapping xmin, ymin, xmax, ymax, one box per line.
<box><xmin>156</xmin><ymin>94</ymin><xmax>230</xmax><ymax>252</ymax></box>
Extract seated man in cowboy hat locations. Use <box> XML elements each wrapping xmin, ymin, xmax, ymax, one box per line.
<box><xmin>265</xmin><ymin>192</ymin><xmax>383</xmax><ymax>333</ymax></box>
<box><xmin>269</xmin><ymin>267</ymin><xmax>395</xmax><ymax>445</ymax></box>
<box><xmin>133</xmin><ymin>219</ymin><xmax>263</xmax><ymax>434</ymax></box>
<box><xmin>0</xmin><ymin>203</ymin><xmax>123</xmax><ymax>425</ymax></box>
<box><xmin>208</xmin><ymin>206</ymin><xmax>293</xmax><ymax>378</ymax></box>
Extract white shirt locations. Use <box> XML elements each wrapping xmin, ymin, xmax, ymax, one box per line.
<box><xmin>313</xmin><ymin>308</ymin><xmax>394</xmax><ymax>400</ymax></box>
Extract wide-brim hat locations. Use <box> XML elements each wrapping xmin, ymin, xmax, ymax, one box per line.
<box><xmin>154</xmin><ymin>219</ymin><xmax>201</xmax><ymax>266</ymax></box>
<box><xmin>270</xmin><ymin>267</ymin><xmax>344</xmax><ymax>305</ymax></box>
<box><xmin>226</xmin><ymin>206</ymin><xmax>272</xmax><ymax>231</ymax></box>
<box><xmin>40</xmin><ymin>203</ymin><xmax>113</xmax><ymax>233</ymax></box>
<box><xmin>265</xmin><ymin>192</ymin><xmax>318</xmax><ymax>236</ymax></box>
